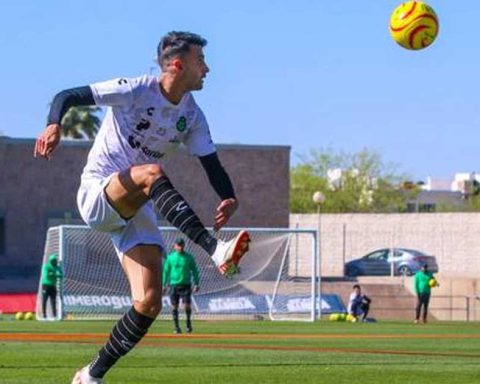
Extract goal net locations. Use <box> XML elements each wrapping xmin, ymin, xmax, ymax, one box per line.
<box><xmin>36</xmin><ymin>225</ymin><xmax>319</xmax><ymax>322</ymax></box>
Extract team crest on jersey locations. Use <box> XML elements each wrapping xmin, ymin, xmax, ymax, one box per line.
<box><xmin>176</xmin><ymin>116</ymin><xmax>187</xmax><ymax>132</ymax></box>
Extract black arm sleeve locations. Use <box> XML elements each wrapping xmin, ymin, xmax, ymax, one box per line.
<box><xmin>47</xmin><ymin>86</ymin><xmax>96</xmax><ymax>125</ymax></box>
<box><xmin>198</xmin><ymin>152</ymin><xmax>236</xmax><ymax>200</ymax></box>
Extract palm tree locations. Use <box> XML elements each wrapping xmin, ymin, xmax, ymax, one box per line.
<box><xmin>60</xmin><ymin>106</ymin><xmax>102</xmax><ymax>139</ymax></box>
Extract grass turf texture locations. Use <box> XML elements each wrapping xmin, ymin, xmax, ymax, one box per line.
<box><xmin>0</xmin><ymin>319</ymin><xmax>479</xmax><ymax>384</ymax></box>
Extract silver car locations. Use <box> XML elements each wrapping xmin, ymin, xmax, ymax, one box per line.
<box><xmin>344</xmin><ymin>248</ymin><xmax>439</xmax><ymax>277</ymax></box>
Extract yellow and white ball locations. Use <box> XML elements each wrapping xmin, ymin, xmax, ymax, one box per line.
<box><xmin>389</xmin><ymin>1</ymin><xmax>439</xmax><ymax>50</ymax></box>
<box><xmin>15</xmin><ymin>312</ymin><xmax>25</xmax><ymax>320</ymax></box>
<box><xmin>24</xmin><ymin>312</ymin><xmax>34</xmax><ymax>320</ymax></box>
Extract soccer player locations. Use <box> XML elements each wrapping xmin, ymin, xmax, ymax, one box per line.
<box><xmin>34</xmin><ymin>31</ymin><xmax>250</xmax><ymax>384</ymax></box>
<box><xmin>414</xmin><ymin>263</ymin><xmax>437</xmax><ymax>324</ymax></box>
<box><xmin>163</xmin><ymin>237</ymin><xmax>200</xmax><ymax>334</ymax></box>
<box><xmin>347</xmin><ymin>284</ymin><xmax>372</xmax><ymax>322</ymax></box>
<box><xmin>40</xmin><ymin>253</ymin><xmax>63</xmax><ymax>319</ymax></box>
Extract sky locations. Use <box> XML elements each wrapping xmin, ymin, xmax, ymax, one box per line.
<box><xmin>1</xmin><ymin>1</ymin><xmax>479</xmax><ymax>181</ymax></box>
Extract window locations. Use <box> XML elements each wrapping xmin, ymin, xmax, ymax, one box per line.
<box><xmin>419</xmin><ymin>203</ymin><xmax>436</xmax><ymax>212</ymax></box>
<box><xmin>406</xmin><ymin>203</ymin><xmax>417</xmax><ymax>212</ymax></box>
<box><xmin>366</xmin><ymin>250</ymin><xmax>388</xmax><ymax>260</ymax></box>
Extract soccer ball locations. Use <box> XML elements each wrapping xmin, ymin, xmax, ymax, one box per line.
<box><xmin>389</xmin><ymin>1</ymin><xmax>439</xmax><ymax>50</ymax></box>
<box><xmin>329</xmin><ymin>313</ymin><xmax>339</xmax><ymax>321</ymax></box>
<box><xmin>429</xmin><ymin>278</ymin><xmax>438</xmax><ymax>287</ymax></box>
<box><xmin>15</xmin><ymin>312</ymin><xmax>25</xmax><ymax>320</ymax></box>
<box><xmin>24</xmin><ymin>312</ymin><xmax>34</xmax><ymax>320</ymax></box>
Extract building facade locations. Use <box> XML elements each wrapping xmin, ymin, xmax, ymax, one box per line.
<box><xmin>0</xmin><ymin>137</ymin><xmax>290</xmax><ymax>292</ymax></box>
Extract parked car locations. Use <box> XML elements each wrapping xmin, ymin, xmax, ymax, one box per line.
<box><xmin>344</xmin><ymin>248</ymin><xmax>438</xmax><ymax>277</ymax></box>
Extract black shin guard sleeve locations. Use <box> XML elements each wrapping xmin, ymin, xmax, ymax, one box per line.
<box><xmin>149</xmin><ymin>176</ymin><xmax>217</xmax><ymax>255</ymax></box>
<box><xmin>172</xmin><ymin>309</ymin><xmax>179</xmax><ymax>327</ymax></box>
<box><xmin>89</xmin><ymin>307</ymin><xmax>154</xmax><ymax>378</ymax></box>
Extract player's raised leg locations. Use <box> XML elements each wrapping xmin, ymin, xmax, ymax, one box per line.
<box><xmin>106</xmin><ymin>164</ymin><xmax>250</xmax><ymax>276</ymax></box>
<box><xmin>72</xmin><ymin>245</ymin><xmax>162</xmax><ymax>383</ymax></box>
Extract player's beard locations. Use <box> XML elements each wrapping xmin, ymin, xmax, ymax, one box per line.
<box><xmin>193</xmin><ymin>78</ymin><xmax>204</xmax><ymax>90</ymax></box>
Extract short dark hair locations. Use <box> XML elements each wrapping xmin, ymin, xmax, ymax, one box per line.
<box><xmin>353</xmin><ymin>284</ymin><xmax>361</xmax><ymax>290</ymax></box>
<box><xmin>175</xmin><ymin>237</ymin><xmax>185</xmax><ymax>247</ymax></box>
<box><xmin>157</xmin><ymin>31</ymin><xmax>207</xmax><ymax>70</ymax></box>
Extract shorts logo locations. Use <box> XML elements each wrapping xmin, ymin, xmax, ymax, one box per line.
<box><xmin>176</xmin><ymin>116</ymin><xmax>187</xmax><ymax>132</ymax></box>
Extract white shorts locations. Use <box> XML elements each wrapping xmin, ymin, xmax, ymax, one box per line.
<box><xmin>76</xmin><ymin>174</ymin><xmax>165</xmax><ymax>260</ymax></box>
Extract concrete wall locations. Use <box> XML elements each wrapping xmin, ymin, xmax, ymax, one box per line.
<box><xmin>290</xmin><ymin>213</ymin><xmax>480</xmax><ymax>278</ymax></box>
<box><xmin>291</xmin><ymin>213</ymin><xmax>480</xmax><ymax>321</ymax></box>
<box><xmin>0</xmin><ymin>137</ymin><xmax>290</xmax><ymax>292</ymax></box>
<box><xmin>402</xmin><ymin>275</ymin><xmax>480</xmax><ymax>321</ymax></box>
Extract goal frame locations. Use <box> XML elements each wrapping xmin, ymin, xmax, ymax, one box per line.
<box><xmin>36</xmin><ymin>225</ymin><xmax>320</xmax><ymax>322</ymax></box>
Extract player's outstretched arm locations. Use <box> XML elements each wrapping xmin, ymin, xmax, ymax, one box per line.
<box><xmin>214</xmin><ymin>198</ymin><xmax>238</xmax><ymax>230</ymax></box>
<box><xmin>34</xmin><ymin>86</ymin><xmax>96</xmax><ymax>159</ymax></box>
<box><xmin>34</xmin><ymin>124</ymin><xmax>62</xmax><ymax>159</ymax></box>
<box><xmin>198</xmin><ymin>152</ymin><xmax>237</xmax><ymax>230</ymax></box>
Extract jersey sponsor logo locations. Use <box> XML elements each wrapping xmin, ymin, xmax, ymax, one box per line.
<box><xmin>128</xmin><ymin>135</ymin><xmax>165</xmax><ymax>159</ymax></box>
<box><xmin>118</xmin><ymin>78</ymin><xmax>128</xmax><ymax>85</ymax></box>
<box><xmin>128</xmin><ymin>135</ymin><xmax>141</xmax><ymax>149</ymax></box>
<box><xmin>135</xmin><ymin>118</ymin><xmax>151</xmax><ymax>131</ymax></box>
<box><xmin>176</xmin><ymin>116</ymin><xmax>187</xmax><ymax>132</ymax></box>
<box><xmin>141</xmin><ymin>146</ymin><xmax>165</xmax><ymax>159</ymax></box>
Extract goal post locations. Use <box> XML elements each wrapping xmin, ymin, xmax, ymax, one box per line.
<box><xmin>35</xmin><ymin>226</ymin><xmax>64</xmax><ymax>321</ymax></box>
<box><xmin>36</xmin><ymin>225</ymin><xmax>321</xmax><ymax>322</ymax></box>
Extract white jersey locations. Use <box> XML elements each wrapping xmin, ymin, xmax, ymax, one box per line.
<box><xmin>348</xmin><ymin>292</ymin><xmax>361</xmax><ymax>313</ymax></box>
<box><xmin>81</xmin><ymin>75</ymin><xmax>216</xmax><ymax>181</ymax></box>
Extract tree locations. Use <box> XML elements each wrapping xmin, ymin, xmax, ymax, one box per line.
<box><xmin>290</xmin><ymin>148</ymin><xmax>418</xmax><ymax>213</ymax></box>
<box><xmin>60</xmin><ymin>106</ymin><xmax>102</xmax><ymax>139</ymax></box>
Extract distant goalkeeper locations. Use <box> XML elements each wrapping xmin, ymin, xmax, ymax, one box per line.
<box><xmin>163</xmin><ymin>237</ymin><xmax>200</xmax><ymax>334</ymax></box>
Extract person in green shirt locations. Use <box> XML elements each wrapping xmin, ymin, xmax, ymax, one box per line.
<box><xmin>40</xmin><ymin>253</ymin><xmax>63</xmax><ymax>319</ymax></box>
<box><xmin>163</xmin><ymin>238</ymin><xmax>200</xmax><ymax>334</ymax></box>
<box><xmin>413</xmin><ymin>263</ymin><xmax>438</xmax><ymax>324</ymax></box>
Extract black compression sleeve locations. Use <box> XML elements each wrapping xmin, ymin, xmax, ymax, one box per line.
<box><xmin>47</xmin><ymin>86</ymin><xmax>95</xmax><ymax>125</ymax></box>
<box><xmin>198</xmin><ymin>152</ymin><xmax>236</xmax><ymax>200</ymax></box>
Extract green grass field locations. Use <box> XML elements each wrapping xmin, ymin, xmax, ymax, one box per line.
<box><xmin>1</xmin><ymin>318</ymin><xmax>479</xmax><ymax>384</ymax></box>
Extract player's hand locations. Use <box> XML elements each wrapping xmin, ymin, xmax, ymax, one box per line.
<box><xmin>193</xmin><ymin>285</ymin><xmax>200</xmax><ymax>293</ymax></box>
<box><xmin>214</xmin><ymin>198</ymin><xmax>238</xmax><ymax>230</ymax></box>
<box><xmin>34</xmin><ymin>124</ymin><xmax>62</xmax><ymax>160</ymax></box>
